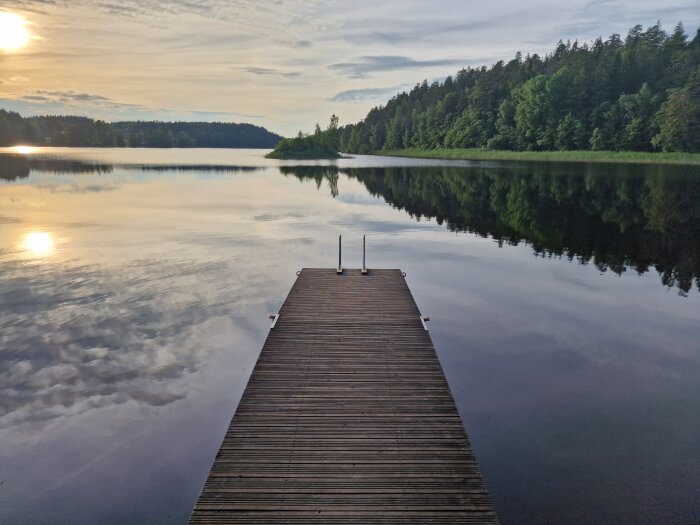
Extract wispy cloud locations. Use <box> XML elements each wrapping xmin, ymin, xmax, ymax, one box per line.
<box><xmin>0</xmin><ymin>91</ymin><xmax>263</xmax><ymax>122</ymax></box>
<box><xmin>329</xmin><ymin>85</ymin><xmax>409</xmax><ymax>103</ymax></box>
<box><xmin>290</xmin><ymin>39</ymin><xmax>313</xmax><ymax>48</ymax></box>
<box><xmin>329</xmin><ymin>55</ymin><xmax>469</xmax><ymax>78</ymax></box>
<box><xmin>240</xmin><ymin>67</ymin><xmax>301</xmax><ymax>78</ymax></box>
<box><xmin>8</xmin><ymin>90</ymin><xmax>144</xmax><ymax>112</ymax></box>
<box><xmin>0</xmin><ymin>76</ymin><xmax>31</xmax><ymax>85</ymax></box>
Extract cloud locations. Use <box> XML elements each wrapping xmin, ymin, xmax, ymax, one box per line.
<box><xmin>329</xmin><ymin>55</ymin><xmax>469</xmax><ymax>78</ymax></box>
<box><xmin>329</xmin><ymin>85</ymin><xmax>408</xmax><ymax>103</ymax></box>
<box><xmin>291</xmin><ymin>39</ymin><xmax>313</xmax><ymax>48</ymax></box>
<box><xmin>0</xmin><ymin>91</ymin><xmax>263</xmax><ymax>122</ymax></box>
<box><xmin>33</xmin><ymin>90</ymin><xmax>116</xmax><ymax>103</ymax></box>
<box><xmin>0</xmin><ymin>76</ymin><xmax>31</xmax><ymax>85</ymax></box>
<box><xmin>12</xmin><ymin>90</ymin><xmax>144</xmax><ymax>111</ymax></box>
<box><xmin>93</xmin><ymin>0</ymin><xmax>215</xmax><ymax>18</ymax></box>
<box><xmin>240</xmin><ymin>67</ymin><xmax>301</xmax><ymax>78</ymax></box>
<box><xmin>343</xmin><ymin>30</ymin><xmax>416</xmax><ymax>46</ymax></box>
<box><xmin>157</xmin><ymin>32</ymin><xmax>255</xmax><ymax>49</ymax></box>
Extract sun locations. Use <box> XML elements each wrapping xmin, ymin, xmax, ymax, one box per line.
<box><xmin>0</xmin><ymin>13</ymin><xmax>30</xmax><ymax>51</ymax></box>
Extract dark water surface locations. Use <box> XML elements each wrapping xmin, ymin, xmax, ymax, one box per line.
<box><xmin>1</xmin><ymin>148</ymin><xmax>699</xmax><ymax>524</ymax></box>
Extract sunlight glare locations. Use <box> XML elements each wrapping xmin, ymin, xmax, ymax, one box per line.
<box><xmin>13</xmin><ymin>145</ymin><xmax>36</xmax><ymax>154</ymax></box>
<box><xmin>23</xmin><ymin>232</ymin><xmax>54</xmax><ymax>257</ymax></box>
<box><xmin>0</xmin><ymin>13</ymin><xmax>30</xmax><ymax>51</ymax></box>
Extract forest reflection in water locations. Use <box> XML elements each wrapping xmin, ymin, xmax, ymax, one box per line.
<box><xmin>3</xmin><ymin>153</ymin><xmax>698</xmax><ymax>294</ymax></box>
<box><xmin>286</xmin><ymin>162</ymin><xmax>700</xmax><ymax>294</ymax></box>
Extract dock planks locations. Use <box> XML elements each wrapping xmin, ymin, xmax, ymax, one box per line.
<box><xmin>189</xmin><ymin>268</ymin><xmax>499</xmax><ymax>524</ymax></box>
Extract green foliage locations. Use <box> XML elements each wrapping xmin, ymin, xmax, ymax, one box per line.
<box><xmin>266</xmin><ymin>115</ymin><xmax>340</xmax><ymax>159</ymax></box>
<box><xmin>0</xmin><ymin>110</ymin><xmax>282</xmax><ymax>148</ymax></box>
<box><xmin>339</xmin><ymin>23</ymin><xmax>700</xmax><ymax>154</ymax></box>
<box><xmin>555</xmin><ymin>114</ymin><xmax>586</xmax><ymax>150</ymax></box>
<box><xmin>652</xmin><ymin>67</ymin><xmax>700</xmax><ymax>152</ymax></box>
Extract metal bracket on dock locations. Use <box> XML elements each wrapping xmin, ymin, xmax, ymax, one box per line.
<box><xmin>420</xmin><ymin>315</ymin><xmax>430</xmax><ymax>331</ymax></box>
<box><xmin>269</xmin><ymin>313</ymin><xmax>280</xmax><ymax>329</ymax></box>
<box><xmin>337</xmin><ymin>235</ymin><xmax>343</xmax><ymax>274</ymax></box>
<box><xmin>361</xmin><ymin>235</ymin><xmax>368</xmax><ymax>275</ymax></box>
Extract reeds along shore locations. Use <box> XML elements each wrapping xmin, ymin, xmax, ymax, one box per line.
<box><xmin>378</xmin><ymin>148</ymin><xmax>700</xmax><ymax>166</ymax></box>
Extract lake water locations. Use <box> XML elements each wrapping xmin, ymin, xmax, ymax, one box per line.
<box><xmin>1</xmin><ymin>147</ymin><xmax>699</xmax><ymax>524</ymax></box>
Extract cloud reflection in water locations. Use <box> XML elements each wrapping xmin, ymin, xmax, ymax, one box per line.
<box><xmin>0</xmin><ymin>257</ymin><xmax>254</xmax><ymax>428</ymax></box>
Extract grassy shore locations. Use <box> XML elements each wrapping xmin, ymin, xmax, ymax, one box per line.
<box><xmin>378</xmin><ymin>148</ymin><xmax>700</xmax><ymax>166</ymax></box>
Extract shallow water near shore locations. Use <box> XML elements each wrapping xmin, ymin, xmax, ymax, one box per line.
<box><xmin>1</xmin><ymin>148</ymin><xmax>699</xmax><ymax>524</ymax></box>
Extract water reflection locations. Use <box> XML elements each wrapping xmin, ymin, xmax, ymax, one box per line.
<box><xmin>0</xmin><ymin>154</ymin><xmax>113</xmax><ymax>180</ymax></box>
<box><xmin>23</xmin><ymin>231</ymin><xmax>54</xmax><ymax>257</ymax></box>
<box><xmin>0</xmin><ymin>257</ymin><xmax>257</xmax><ymax>429</ymax></box>
<box><xmin>3</xmin><ymin>153</ymin><xmax>698</xmax><ymax>295</ymax></box>
<box><xmin>0</xmin><ymin>150</ymin><xmax>698</xmax><ymax>525</ymax></box>
<box><xmin>13</xmin><ymin>145</ymin><xmax>37</xmax><ymax>155</ymax></box>
<box><xmin>282</xmin><ymin>164</ymin><xmax>700</xmax><ymax>294</ymax></box>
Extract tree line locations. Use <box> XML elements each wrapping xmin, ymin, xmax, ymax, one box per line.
<box><xmin>340</xmin><ymin>23</ymin><xmax>700</xmax><ymax>154</ymax></box>
<box><xmin>0</xmin><ymin>111</ymin><xmax>282</xmax><ymax>148</ymax></box>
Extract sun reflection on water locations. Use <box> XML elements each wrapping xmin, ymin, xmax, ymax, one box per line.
<box><xmin>23</xmin><ymin>231</ymin><xmax>54</xmax><ymax>257</ymax></box>
<box><xmin>12</xmin><ymin>145</ymin><xmax>37</xmax><ymax>155</ymax></box>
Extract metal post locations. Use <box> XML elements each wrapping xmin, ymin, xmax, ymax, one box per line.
<box><xmin>361</xmin><ymin>235</ymin><xmax>368</xmax><ymax>274</ymax></box>
<box><xmin>336</xmin><ymin>235</ymin><xmax>343</xmax><ymax>274</ymax></box>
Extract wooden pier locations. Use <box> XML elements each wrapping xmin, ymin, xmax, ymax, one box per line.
<box><xmin>189</xmin><ymin>268</ymin><xmax>498</xmax><ymax>524</ymax></box>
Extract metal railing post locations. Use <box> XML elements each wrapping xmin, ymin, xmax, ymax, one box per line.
<box><xmin>361</xmin><ymin>235</ymin><xmax>368</xmax><ymax>274</ymax></box>
<box><xmin>336</xmin><ymin>234</ymin><xmax>343</xmax><ymax>274</ymax></box>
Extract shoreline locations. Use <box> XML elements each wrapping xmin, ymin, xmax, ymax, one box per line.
<box><xmin>374</xmin><ymin>148</ymin><xmax>700</xmax><ymax>166</ymax></box>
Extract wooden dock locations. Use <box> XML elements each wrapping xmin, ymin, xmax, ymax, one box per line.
<box><xmin>189</xmin><ymin>268</ymin><xmax>498</xmax><ymax>524</ymax></box>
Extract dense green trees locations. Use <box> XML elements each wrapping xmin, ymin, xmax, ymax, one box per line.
<box><xmin>340</xmin><ymin>23</ymin><xmax>700</xmax><ymax>154</ymax></box>
<box><xmin>0</xmin><ymin>111</ymin><xmax>282</xmax><ymax>148</ymax></box>
<box><xmin>652</xmin><ymin>68</ymin><xmax>700</xmax><ymax>151</ymax></box>
<box><xmin>266</xmin><ymin>115</ymin><xmax>340</xmax><ymax>158</ymax></box>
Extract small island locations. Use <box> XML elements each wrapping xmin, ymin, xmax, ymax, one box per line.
<box><xmin>266</xmin><ymin>115</ymin><xmax>340</xmax><ymax>159</ymax></box>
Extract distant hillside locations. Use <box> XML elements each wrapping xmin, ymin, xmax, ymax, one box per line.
<box><xmin>340</xmin><ymin>22</ymin><xmax>700</xmax><ymax>154</ymax></box>
<box><xmin>0</xmin><ymin>110</ymin><xmax>282</xmax><ymax>148</ymax></box>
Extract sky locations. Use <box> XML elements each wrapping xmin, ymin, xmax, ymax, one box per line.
<box><xmin>0</xmin><ymin>0</ymin><xmax>698</xmax><ymax>136</ymax></box>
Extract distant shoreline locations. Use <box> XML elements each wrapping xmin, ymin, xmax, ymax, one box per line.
<box><xmin>376</xmin><ymin>149</ymin><xmax>700</xmax><ymax>166</ymax></box>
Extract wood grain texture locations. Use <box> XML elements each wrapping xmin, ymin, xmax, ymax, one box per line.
<box><xmin>189</xmin><ymin>268</ymin><xmax>499</xmax><ymax>524</ymax></box>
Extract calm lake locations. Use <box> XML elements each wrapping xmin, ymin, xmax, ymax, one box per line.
<box><xmin>1</xmin><ymin>148</ymin><xmax>699</xmax><ymax>524</ymax></box>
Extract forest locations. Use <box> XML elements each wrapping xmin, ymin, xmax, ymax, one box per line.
<box><xmin>340</xmin><ymin>23</ymin><xmax>700</xmax><ymax>154</ymax></box>
<box><xmin>0</xmin><ymin>111</ymin><xmax>282</xmax><ymax>148</ymax></box>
